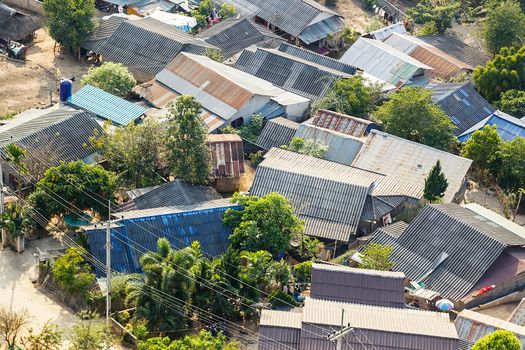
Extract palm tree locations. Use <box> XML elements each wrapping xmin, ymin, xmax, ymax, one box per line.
<box><xmin>0</xmin><ymin>202</ymin><xmax>28</xmax><ymax>252</ymax></box>
<box><xmin>4</xmin><ymin>144</ymin><xmax>27</xmax><ymax>198</ymax></box>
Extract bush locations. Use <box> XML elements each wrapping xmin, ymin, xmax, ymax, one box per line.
<box><xmin>269</xmin><ymin>290</ymin><xmax>297</xmax><ymax>308</ymax></box>
<box><xmin>80</xmin><ymin>62</ymin><xmax>136</xmax><ymax>97</ymax></box>
<box><xmin>496</xmin><ymin>89</ymin><xmax>525</xmax><ymax>117</ymax></box>
<box><xmin>52</xmin><ymin>248</ymin><xmax>96</xmax><ymax>298</ymax></box>
<box><xmin>293</xmin><ymin>261</ymin><xmax>313</xmax><ymax>284</ymax></box>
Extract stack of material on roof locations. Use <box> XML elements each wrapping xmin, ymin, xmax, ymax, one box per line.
<box><xmin>365</xmin><ymin>204</ymin><xmax>525</xmax><ymax>302</ymax></box>
<box><xmin>197</xmin><ymin>18</ymin><xmax>284</xmax><ymax>58</ymax></box>
<box><xmin>86</xmin><ymin>198</ymin><xmax>238</xmax><ymax>274</ymax></box>
<box><xmin>250</xmin><ymin>148</ymin><xmax>422</xmax><ymax>241</ymax></box>
<box><xmin>310</xmin><ymin>263</ymin><xmax>406</xmax><ymax>307</ymax></box>
<box><xmin>295</xmin><ymin>109</ymin><xmax>379</xmax><ymax>165</ymax></box>
<box><xmin>256</xmin><ymin>117</ymin><xmax>299</xmax><ymax>150</ymax></box>
<box><xmin>207</xmin><ymin>134</ymin><xmax>245</xmax><ymax>179</ymax></box>
<box><xmin>67</xmin><ymin>85</ymin><xmax>146</xmax><ymax>126</ymax></box>
<box><xmin>235</xmin><ymin>46</ymin><xmax>355</xmax><ymax>101</ymax></box>
<box><xmin>383</xmin><ymin>33</ymin><xmax>473</xmax><ymax>80</ymax></box>
<box><xmin>339</xmin><ymin>37</ymin><xmax>432</xmax><ymax>87</ymax></box>
<box><xmin>352</xmin><ymin>130</ymin><xmax>472</xmax><ymax>203</ymax></box>
<box><xmin>459</xmin><ymin>110</ymin><xmax>525</xmax><ymax>142</ymax></box>
<box><xmin>0</xmin><ymin>4</ymin><xmax>43</xmax><ymax>42</ymax></box>
<box><xmin>426</xmin><ymin>82</ymin><xmax>495</xmax><ymax>136</ymax></box>
<box><xmin>419</xmin><ymin>33</ymin><xmax>491</xmax><ymax>68</ymax></box>
<box><xmin>115</xmin><ymin>179</ymin><xmax>222</xmax><ymax>212</ymax></box>
<box><xmin>456</xmin><ymin>309</ymin><xmax>525</xmax><ymax>349</ymax></box>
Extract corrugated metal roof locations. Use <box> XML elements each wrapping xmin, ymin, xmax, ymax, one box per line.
<box><xmin>419</xmin><ymin>34</ymin><xmax>491</xmax><ymax>69</ymax></box>
<box><xmin>352</xmin><ymin>130</ymin><xmax>472</xmax><ymax>203</ymax></box>
<box><xmin>311</xmin><ymin>109</ymin><xmax>377</xmax><ymax>137</ymax></box>
<box><xmin>298</xmin><ymin>15</ymin><xmax>346</xmax><ymax>44</ymax></box>
<box><xmin>82</xmin><ymin>16</ymin><xmax>128</xmax><ymax>52</ymax></box>
<box><xmin>372</xmin><ymin>221</ymin><xmax>408</xmax><ymax>238</ymax></box>
<box><xmin>340</xmin><ymin>37</ymin><xmax>432</xmax><ymax>86</ymax></box>
<box><xmin>197</xmin><ymin>17</ymin><xmax>284</xmax><ymax>58</ymax></box>
<box><xmin>94</xmin><ymin>17</ymin><xmax>215</xmax><ymax>77</ymax></box>
<box><xmin>67</xmin><ymin>85</ymin><xmax>146</xmax><ymax>126</ymax></box>
<box><xmin>463</xmin><ymin>203</ymin><xmax>525</xmax><ymax>241</ymax></box>
<box><xmin>384</xmin><ymin>33</ymin><xmax>473</xmax><ymax>80</ymax></box>
<box><xmin>368</xmin><ymin>22</ymin><xmax>406</xmax><ymax>41</ymax></box>
<box><xmin>459</xmin><ymin>110</ymin><xmax>525</xmax><ymax>142</ymax></box>
<box><xmin>278</xmin><ymin>43</ymin><xmax>356</xmax><ymax>74</ymax></box>
<box><xmin>208</xmin><ymin>134</ymin><xmax>245</xmax><ymax>178</ymax></box>
<box><xmin>368</xmin><ymin>204</ymin><xmax>525</xmax><ymax>300</ymax></box>
<box><xmin>310</xmin><ymin>263</ymin><xmax>406</xmax><ymax>307</ymax></box>
<box><xmin>115</xmin><ymin>180</ymin><xmax>222</xmax><ymax>212</ymax></box>
<box><xmin>260</xmin><ymin>310</ymin><xmax>303</xmax><ymax>329</ymax></box>
<box><xmin>509</xmin><ymin>298</ymin><xmax>525</xmax><ymax>325</ymax></box>
<box><xmin>235</xmin><ymin>47</ymin><xmax>350</xmax><ymax>101</ymax></box>
<box><xmin>426</xmin><ymin>82</ymin><xmax>495</xmax><ymax>136</ymax></box>
<box><xmin>256</xmin><ymin>117</ymin><xmax>299</xmax><ymax>150</ymax></box>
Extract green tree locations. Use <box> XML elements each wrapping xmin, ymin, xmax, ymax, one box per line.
<box><xmin>222</xmin><ymin>114</ymin><xmax>264</xmax><ymax>142</ymax></box>
<box><xmin>314</xmin><ymin>76</ymin><xmax>380</xmax><ymax>117</ymax></box>
<box><xmin>68</xmin><ymin>317</ymin><xmax>111</xmax><ymax>350</ymax></box>
<box><xmin>43</xmin><ymin>0</ymin><xmax>95</xmax><ymax>51</ymax></box>
<box><xmin>21</xmin><ymin>321</ymin><xmax>63</xmax><ymax>350</ymax></box>
<box><xmin>359</xmin><ymin>243</ymin><xmax>394</xmax><ymax>271</ymax></box>
<box><xmin>285</xmin><ymin>137</ymin><xmax>328</xmax><ymax>159</ymax></box>
<box><xmin>293</xmin><ymin>261</ymin><xmax>313</xmax><ymax>284</ymax></box>
<box><xmin>266</xmin><ymin>260</ymin><xmax>292</xmax><ymax>290</ymax></box>
<box><xmin>461</xmin><ymin>125</ymin><xmax>502</xmax><ymax>175</ymax></box>
<box><xmin>31</xmin><ymin>161</ymin><xmax>116</xmax><ymax>219</ymax></box>
<box><xmin>0</xmin><ymin>202</ymin><xmax>29</xmax><ymax>241</ymax></box>
<box><xmin>496</xmin><ymin>89</ymin><xmax>525</xmax><ymax>117</ymax></box>
<box><xmin>52</xmin><ymin>248</ymin><xmax>96</xmax><ymax>297</ymax></box>
<box><xmin>407</xmin><ymin>0</ymin><xmax>460</xmax><ymax>33</ymax></box>
<box><xmin>473</xmin><ymin>46</ymin><xmax>525</xmax><ymax>102</ymax></box>
<box><xmin>5</xmin><ymin>143</ymin><xmax>27</xmax><ymax>197</ymax></box>
<box><xmin>224</xmin><ymin>193</ymin><xmax>304</xmax><ymax>256</ymax></box>
<box><xmin>482</xmin><ymin>0</ymin><xmax>525</xmax><ymax>55</ymax></box>
<box><xmin>373</xmin><ymin>87</ymin><xmax>456</xmax><ymax>151</ymax></box>
<box><xmin>471</xmin><ymin>330</ymin><xmax>521</xmax><ymax>350</ymax></box>
<box><xmin>80</xmin><ymin>62</ymin><xmax>136</xmax><ymax>97</ymax></box>
<box><xmin>423</xmin><ymin>160</ymin><xmax>449</xmax><ymax>202</ymax></box>
<box><xmin>167</xmin><ymin>96</ymin><xmax>211</xmax><ymax>185</ymax></box>
<box><xmin>139</xmin><ymin>330</ymin><xmax>239</xmax><ymax>350</ymax></box>
<box><xmin>239</xmin><ymin>250</ymin><xmax>273</xmax><ymax>304</ymax></box>
<box><xmin>497</xmin><ymin>137</ymin><xmax>525</xmax><ymax>191</ymax></box>
<box><xmin>219</xmin><ymin>2</ymin><xmax>237</xmax><ymax>19</ymax></box>
<box><xmin>91</xmin><ymin>121</ymin><xmax>168</xmax><ymax>188</ymax></box>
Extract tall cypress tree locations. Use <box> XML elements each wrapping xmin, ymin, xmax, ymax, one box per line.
<box><xmin>424</xmin><ymin>160</ymin><xmax>449</xmax><ymax>203</ymax></box>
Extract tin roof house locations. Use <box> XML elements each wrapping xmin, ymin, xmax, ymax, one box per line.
<box><xmin>258</xmin><ymin>263</ymin><xmax>458</xmax><ymax>350</ymax></box>
<box><xmin>256</xmin><ymin>117</ymin><xmax>300</xmax><ymax>150</ymax></box>
<box><xmin>136</xmin><ymin>52</ymin><xmax>310</xmax><ymax>131</ymax></box>
<box><xmin>459</xmin><ymin>110</ymin><xmax>525</xmax><ymax>142</ymax></box>
<box><xmin>207</xmin><ymin>134</ymin><xmax>246</xmax><ymax>192</ymax></box>
<box><xmin>0</xmin><ymin>4</ymin><xmax>43</xmax><ymax>43</ymax></box>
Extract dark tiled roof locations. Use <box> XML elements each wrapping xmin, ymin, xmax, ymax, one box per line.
<box><xmin>419</xmin><ymin>34</ymin><xmax>491</xmax><ymax>69</ymax></box>
<box><xmin>426</xmin><ymin>82</ymin><xmax>495</xmax><ymax>136</ymax></box>
<box><xmin>0</xmin><ymin>4</ymin><xmax>43</xmax><ymax>41</ymax></box>
<box><xmin>310</xmin><ymin>263</ymin><xmax>406</xmax><ymax>307</ymax></box>
<box><xmin>368</xmin><ymin>204</ymin><xmax>525</xmax><ymax>300</ymax></box>
<box><xmin>256</xmin><ymin>117</ymin><xmax>299</xmax><ymax>150</ymax></box>
<box><xmin>94</xmin><ymin>17</ymin><xmax>216</xmax><ymax>77</ymax></box>
<box><xmin>82</xmin><ymin>16</ymin><xmax>127</xmax><ymax>52</ymax></box>
<box><xmin>197</xmin><ymin>17</ymin><xmax>284</xmax><ymax>58</ymax></box>
<box><xmin>277</xmin><ymin>43</ymin><xmax>356</xmax><ymax>74</ymax></box>
<box><xmin>115</xmin><ymin>180</ymin><xmax>222</xmax><ymax>212</ymax></box>
<box><xmin>235</xmin><ymin>47</ymin><xmax>351</xmax><ymax>101</ymax></box>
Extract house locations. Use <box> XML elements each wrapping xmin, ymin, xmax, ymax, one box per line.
<box><xmin>85</xmin><ymin>198</ymin><xmax>239</xmax><ymax>274</ymax></box>
<box><xmin>0</xmin><ymin>106</ymin><xmax>103</xmax><ymax>189</ymax></box>
<box><xmin>222</xmin><ymin>0</ymin><xmax>345</xmax><ymax>48</ymax></box>
<box><xmin>235</xmin><ymin>45</ymin><xmax>356</xmax><ymax>101</ymax></box>
<box><xmin>207</xmin><ymin>134</ymin><xmax>245</xmax><ymax>192</ymax></box>
<box><xmin>66</xmin><ymin>84</ymin><xmax>147</xmax><ymax>126</ymax></box>
<box><xmin>383</xmin><ymin>32</ymin><xmax>473</xmax><ymax>80</ymax></box>
<box><xmin>259</xmin><ymin>265</ymin><xmax>458</xmax><ymax>350</ymax></box>
<box><xmin>256</xmin><ymin>117</ymin><xmax>299</xmax><ymax>150</ymax></box>
<box><xmin>82</xmin><ymin>16</ymin><xmax>129</xmax><ymax>53</ymax></box>
<box><xmin>362</xmin><ymin>203</ymin><xmax>525</xmax><ymax>306</ymax></box>
<box><xmin>419</xmin><ymin>33</ymin><xmax>491</xmax><ymax>69</ymax></box>
<box><xmin>310</xmin><ymin>263</ymin><xmax>406</xmax><ymax>307</ymax></box>
<box><xmin>0</xmin><ymin>4</ymin><xmax>43</xmax><ymax>43</ymax></box>
<box><xmin>456</xmin><ymin>310</ymin><xmax>525</xmax><ymax>349</ymax></box>
<box><xmin>351</xmin><ymin>130</ymin><xmax>472</xmax><ymax>203</ymax></box>
<box><xmin>295</xmin><ymin>109</ymin><xmax>380</xmax><ymax>165</ymax></box>
<box><xmin>365</xmin><ymin>22</ymin><xmax>407</xmax><ymax>41</ymax></box>
<box><xmin>459</xmin><ymin>110</ymin><xmax>525</xmax><ymax>142</ymax></box>
<box><xmin>115</xmin><ymin>179</ymin><xmax>222</xmax><ymax>212</ymax></box>
<box><xmin>196</xmin><ymin>18</ymin><xmax>284</xmax><ymax>58</ymax></box>
<box><xmin>135</xmin><ymin>52</ymin><xmax>310</xmax><ymax>131</ymax></box>
<box><xmin>426</xmin><ymin>82</ymin><xmax>496</xmax><ymax>136</ymax></box>
<box><xmin>250</xmin><ymin>148</ymin><xmax>422</xmax><ymax>242</ymax></box>
<box><xmin>82</xmin><ymin>17</ymin><xmax>217</xmax><ymax>81</ymax></box>
<box><xmin>339</xmin><ymin>37</ymin><xmax>433</xmax><ymax>87</ymax></box>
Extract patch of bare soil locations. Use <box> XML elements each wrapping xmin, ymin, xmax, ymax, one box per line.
<box><xmin>0</xmin><ymin>28</ymin><xmax>90</xmax><ymax>116</ymax></box>
<box><xmin>334</xmin><ymin>0</ymin><xmax>374</xmax><ymax>33</ymax></box>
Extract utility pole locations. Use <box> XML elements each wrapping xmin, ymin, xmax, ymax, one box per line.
<box><xmin>106</xmin><ymin>200</ymin><xmax>111</xmax><ymax>329</ymax></box>
<box><xmin>328</xmin><ymin>309</ymin><xmax>353</xmax><ymax>350</ymax></box>
<box><xmin>0</xmin><ymin>162</ymin><xmax>4</xmax><ymax>249</ymax></box>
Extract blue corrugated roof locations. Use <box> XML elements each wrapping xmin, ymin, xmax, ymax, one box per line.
<box><xmin>86</xmin><ymin>203</ymin><xmax>241</xmax><ymax>275</ymax></box>
<box><xmin>459</xmin><ymin>110</ymin><xmax>525</xmax><ymax>142</ymax></box>
<box><xmin>67</xmin><ymin>84</ymin><xmax>146</xmax><ymax>126</ymax></box>
<box><xmin>256</xmin><ymin>101</ymin><xmax>285</xmax><ymax>119</ymax></box>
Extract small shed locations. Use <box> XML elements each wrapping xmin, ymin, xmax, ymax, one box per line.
<box><xmin>208</xmin><ymin>134</ymin><xmax>245</xmax><ymax>192</ymax></box>
<box><xmin>0</xmin><ymin>4</ymin><xmax>43</xmax><ymax>43</ymax></box>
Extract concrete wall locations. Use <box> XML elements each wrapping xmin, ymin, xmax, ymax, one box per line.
<box><xmin>2</xmin><ymin>0</ymin><xmax>43</xmax><ymax>14</ymax></box>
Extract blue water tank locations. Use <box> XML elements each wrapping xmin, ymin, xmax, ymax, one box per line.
<box><xmin>59</xmin><ymin>79</ymin><xmax>73</xmax><ymax>102</ymax></box>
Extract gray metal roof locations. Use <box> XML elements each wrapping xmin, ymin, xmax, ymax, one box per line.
<box><xmin>310</xmin><ymin>263</ymin><xmax>406</xmax><ymax>307</ymax></box>
<box><xmin>277</xmin><ymin>43</ymin><xmax>356</xmax><ymax>74</ymax></box>
<box><xmin>235</xmin><ymin>47</ymin><xmax>351</xmax><ymax>101</ymax></box>
<box><xmin>426</xmin><ymin>82</ymin><xmax>495</xmax><ymax>136</ymax></box>
<box><xmin>352</xmin><ymin>130</ymin><xmax>472</xmax><ymax>203</ymax></box>
<box><xmin>115</xmin><ymin>180</ymin><xmax>222</xmax><ymax>212</ymax></box>
<box><xmin>82</xmin><ymin>16</ymin><xmax>128</xmax><ymax>52</ymax></box>
<box><xmin>197</xmin><ymin>17</ymin><xmax>284</xmax><ymax>58</ymax></box>
<box><xmin>419</xmin><ymin>34</ymin><xmax>491</xmax><ymax>69</ymax></box>
<box><xmin>250</xmin><ymin>148</ymin><xmax>422</xmax><ymax>241</ymax></box>
<box><xmin>256</xmin><ymin>117</ymin><xmax>299</xmax><ymax>150</ymax></box>
<box><xmin>373</xmin><ymin>221</ymin><xmax>408</xmax><ymax>238</ymax></box>
<box><xmin>94</xmin><ymin>17</ymin><xmax>215</xmax><ymax>77</ymax></box>
<box><xmin>368</xmin><ymin>204</ymin><xmax>525</xmax><ymax>300</ymax></box>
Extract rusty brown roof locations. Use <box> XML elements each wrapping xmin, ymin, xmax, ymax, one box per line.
<box><xmin>207</xmin><ymin>134</ymin><xmax>245</xmax><ymax>178</ymax></box>
<box><xmin>311</xmin><ymin>109</ymin><xmax>376</xmax><ymax>138</ymax></box>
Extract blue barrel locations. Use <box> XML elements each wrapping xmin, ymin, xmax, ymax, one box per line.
<box><xmin>59</xmin><ymin>79</ymin><xmax>73</xmax><ymax>102</ymax></box>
